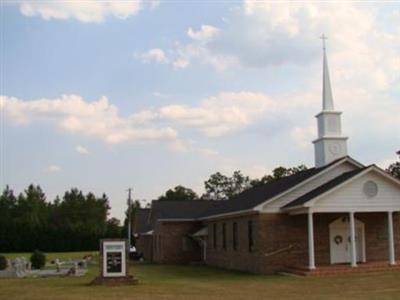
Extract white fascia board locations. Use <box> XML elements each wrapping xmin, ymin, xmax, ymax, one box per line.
<box><xmin>287</xmin><ymin>208</ymin><xmax>310</xmax><ymax>215</ymax></box>
<box><xmin>157</xmin><ymin>218</ymin><xmax>196</xmax><ymax>222</ymax></box>
<box><xmin>288</xmin><ymin>206</ymin><xmax>400</xmax><ymax>215</ymax></box>
<box><xmin>368</xmin><ymin>165</ymin><xmax>400</xmax><ymax>185</ymax></box>
<box><xmin>198</xmin><ymin>209</ymin><xmax>256</xmax><ymax>221</ymax></box>
<box><xmin>312</xmin><ymin>205</ymin><xmax>400</xmax><ymax>213</ymax></box>
<box><xmin>253</xmin><ymin>157</ymin><xmax>361</xmax><ymax>212</ymax></box>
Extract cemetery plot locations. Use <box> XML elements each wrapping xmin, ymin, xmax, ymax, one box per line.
<box><xmin>0</xmin><ymin>255</ymin><xmax>91</xmax><ymax>279</ymax></box>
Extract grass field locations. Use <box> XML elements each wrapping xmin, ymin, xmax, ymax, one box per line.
<box><xmin>1</xmin><ymin>252</ymin><xmax>400</xmax><ymax>300</ymax></box>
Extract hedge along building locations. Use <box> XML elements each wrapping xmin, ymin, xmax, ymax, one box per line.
<box><xmin>133</xmin><ymin>39</ymin><xmax>400</xmax><ymax>274</ymax></box>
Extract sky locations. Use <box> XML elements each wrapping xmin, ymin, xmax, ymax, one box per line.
<box><xmin>1</xmin><ymin>1</ymin><xmax>399</xmax><ymax>221</ymax></box>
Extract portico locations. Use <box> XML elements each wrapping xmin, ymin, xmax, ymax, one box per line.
<box><xmin>305</xmin><ymin>211</ymin><xmax>398</xmax><ymax>270</ymax></box>
<box><xmin>282</xmin><ymin>163</ymin><xmax>400</xmax><ymax>271</ymax></box>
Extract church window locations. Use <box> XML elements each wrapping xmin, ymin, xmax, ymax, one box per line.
<box><xmin>233</xmin><ymin>222</ymin><xmax>238</xmax><ymax>251</ymax></box>
<box><xmin>222</xmin><ymin>223</ymin><xmax>226</xmax><ymax>250</ymax></box>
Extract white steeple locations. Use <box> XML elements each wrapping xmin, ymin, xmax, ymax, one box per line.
<box><xmin>313</xmin><ymin>35</ymin><xmax>348</xmax><ymax>168</ymax></box>
<box><xmin>321</xmin><ymin>34</ymin><xmax>334</xmax><ymax>111</ymax></box>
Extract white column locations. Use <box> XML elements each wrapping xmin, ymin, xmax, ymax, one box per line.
<box><xmin>349</xmin><ymin>212</ymin><xmax>357</xmax><ymax>267</ymax></box>
<box><xmin>388</xmin><ymin>211</ymin><xmax>396</xmax><ymax>265</ymax></box>
<box><xmin>308</xmin><ymin>210</ymin><xmax>316</xmax><ymax>270</ymax></box>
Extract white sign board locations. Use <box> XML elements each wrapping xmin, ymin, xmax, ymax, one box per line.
<box><xmin>102</xmin><ymin>240</ymin><xmax>127</xmax><ymax>277</ymax></box>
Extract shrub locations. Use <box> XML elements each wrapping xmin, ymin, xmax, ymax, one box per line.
<box><xmin>0</xmin><ymin>255</ymin><xmax>7</xmax><ymax>270</ymax></box>
<box><xmin>30</xmin><ymin>250</ymin><xmax>46</xmax><ymax>269</ymax></box>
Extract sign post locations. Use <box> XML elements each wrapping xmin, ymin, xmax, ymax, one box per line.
<box><xmin>91</xmin><ymin>239</ymin><xmax>138</xmax><ymax>285</ymax></box>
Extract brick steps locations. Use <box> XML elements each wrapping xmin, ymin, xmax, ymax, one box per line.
<box><xmin>283</xmin><ymin>261</ymin><xmax>400</xmax><ymax>277</ymax></box>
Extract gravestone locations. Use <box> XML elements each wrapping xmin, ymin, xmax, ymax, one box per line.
<box><xmin>91</xmin><ymin>239</ymin><xmax>138</xmax><ymax>285</ymax></box>
<box><xmin>0</xmin><ymin>257</ymin><xmax>26</xmax><ymax>278</ymax></box>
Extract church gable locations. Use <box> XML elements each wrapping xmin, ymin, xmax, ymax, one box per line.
<box><xmin>258</xmin><ymin>157</ymin><xmax>362</xmax><ymax>212</ymax></box>
<box><xmin>287</xmin><ymin>166</ymin><xmax>400</xmax><ymax>213</ymax></box>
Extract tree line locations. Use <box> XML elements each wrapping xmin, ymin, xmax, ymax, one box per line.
<box><xmin>158</xmin><ymin>165</ymin><xmax>308</xmax><ymax>201</ymax></box>
<box><xmin>157</xmin><ymin>156</ymin><xmax>400</xmax><ymax>202</ymax></box>
<box><xmin>0</xmin><ymin>185</ymin><xmax>121</xmax><ymax>252</ymax></box>
<box><xmin>2</xmin><ymin>155</ymin><xmax>398</xmax><ymax>252</ymax></box>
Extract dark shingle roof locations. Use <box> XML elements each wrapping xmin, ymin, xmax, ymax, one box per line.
<box><xmin>150</xmin><ymin>200</ymin><xmax>221</xmax><ymax>221</ymax></box>
<box><xmin>147</xmin><ymin>157</ymin><xmax>351</xmax><ymax>221</ymax></box>
<box><xmin>201</xmin><ymin>157</ymin><xmax>352</xmax><ymax>217</ymax></box>
<box><xmin>283</xmin><ymin>167</ymin><xmax>367</xmax><ymax>209</ymax></box>
<box><xmin>203</xmin><ymin>167</ymin><xmax>325</xmax><ymax>216</ymax></box>
<box><xmin>144</xmin><ymin>157</ymin><xmax>360</xmax><ymax>221</ymax></box>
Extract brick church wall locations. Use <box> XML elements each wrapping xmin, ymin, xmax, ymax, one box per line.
<box><xmin>204</xmin><ymin>212</ymin><xmax>400</xmax><ymax>274</ymax></box>
<box><xmin>135</xmin><ymin>235</ymin><xmax>153</xmax><ymax>261</ymax></box>
<box><xmin>143</xmin><ymin>212</ymin><xmax>400</xmax><ymax>273</ymax></box>
<box><xmin>205</xmin><ymin>213</ymin><xmax>261</xmax><ymax>273</ymax></box>
<box><xmin>357</xmin><ymin>212</ymin><xmax>400</xmax><ymax>262</ymax></box>
<box><xmin>152</xmin><ymin>221</ymin><xmax>203</xmax><ymax>264</ymax></box>
<box><xmin>205</xmin><ymin>213</ymin><xmax>310</xmax><ymax>273</ymax></box>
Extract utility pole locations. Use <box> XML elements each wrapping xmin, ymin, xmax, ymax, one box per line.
<box><xmin>127</xmin><ymin>188</ymin><xmax>133</xmax><ymax>252</ymax></box>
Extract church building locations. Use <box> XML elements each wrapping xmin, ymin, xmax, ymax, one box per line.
<box><xmin>133</xmin><ymin>40</ymin><xmax>400</xmax><ymax>275</ymax></box>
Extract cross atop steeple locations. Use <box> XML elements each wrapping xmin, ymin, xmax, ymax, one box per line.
<box><xmin>320</xmin><ymin>34</ymin><xmax>328</xmax><ymax>51</ymax></box>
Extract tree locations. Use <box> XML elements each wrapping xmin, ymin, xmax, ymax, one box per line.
<box><xmin>0</xmin><ymin>184</ymin><xmax>122</xmax><ymax>252</ymax></box>
<box><xmin>53</xmin><ymin>188</ymin><xmax>112</xmax><ymax>251</ymax></box>
<box><xmin>250</xmin><ymin>165</ymin><xmax>308</xmax><ymax>187</ymax></box>
<box><xmin>158</xmin><ymin>186</ymin><xmax>198</xmax><ymax>201</ymax></box>
<box><xmin>106</xmin><ymin>218</ymin><xmax>122</xmax><ymax>237</ymax></box>
<box><xmin>386</xmin><ymin>151</ymin><xmax>400</xmax><ymax>179</ymax></box>
<box><xmin>203</xmin><ymin>171</ymin><xmax>250</xmax><ymax>200</ymax></box>
<box><xmin>30</xmin><ymin>250</ymin><xmax>46</xmax><ymax>269</ymax></box>
<box><xmin>13</xmin><ymin>185</ymin><xmax>50</xmax><ymax>251</ymax></box>
<box><xmin>0</xmin><ymin>186</ymin><xmax>17</xmax><ymax>251</ymax></box>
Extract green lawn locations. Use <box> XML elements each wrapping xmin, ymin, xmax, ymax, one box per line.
<box><xmin>1</xmin><ymin>253</ymin><xmax>400</xmax><ymax>300</ymax></box>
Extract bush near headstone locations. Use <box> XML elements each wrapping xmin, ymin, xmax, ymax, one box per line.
<box><xmin>0</xmin><ymin>255</ymin><xmax>6</xmax><ymax>270</ymax></box>
<box><xmin>30</xmin><ymin>250</ymin><xmax>46</xmax><ymax>269</ymax></box>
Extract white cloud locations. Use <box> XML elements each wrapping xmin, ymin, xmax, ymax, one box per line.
<box><xmin>17</xmin><ymin>0</ymin><xmax>142</xmax><ymax>23</ymax></box>
<box><xmin>167</xmin><ymin>139</ymin><xmax>218</xmax><ymax>157</ymax></box>
<box><xmin>0</xmin><ymin>90</ymin><xmax>315</xmax><ymax>144</ymax></box>
<box><xmin>138</xmin><ymin>24</ymin><xmax>235</xmax><ymax>71</ymax></box>
<box><xmin>145</xmin><ymin>1</ymin><xmax>399</xmax><ymax>85</ymax></box>
<box><xmin>45</xmin><ymin>165</ymin><xmax>61</xmax><ymax>173</ymax></box>
<box><xmin>140</xmin><ymin>48</ymin><xmax>169</xmax><ymax>64</ymax></box>
<box><xmin>290</xmin><ymin>126</ymin><xmax>316</xmax><ymax>150</ymax></box>
<box><xmin>159</xmin><ymin>91</ymin><xmax>306</xmax><ymax>137</ymax></box>
<box><xmin>187</xmin><ymin>25</ymin><xmax>220</xmax><ymax>41</ymax></box>
<box><xmin>75</xmin><ymin>145</ymin><xmax>89</xmax><ymax>155</ymax></box>
<box><xmin>2</xmin><ymin>83</ymin><xmax>398</xmax><ymax>159</ymax></box>
<box><xmin>159</xmin><ymin>92</ymin><xmax>274</xmax><ymax>136</ymax></box>
<box><xmin>0</xmin><ymin>94</ymin><xmax>177</xmax><ymax>144</ymax></box>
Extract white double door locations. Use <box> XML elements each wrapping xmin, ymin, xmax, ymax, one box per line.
<box><xmin>330</xmin><ymin>218</ymin><xmax>365</xmax><ymax>264</ymax></box>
